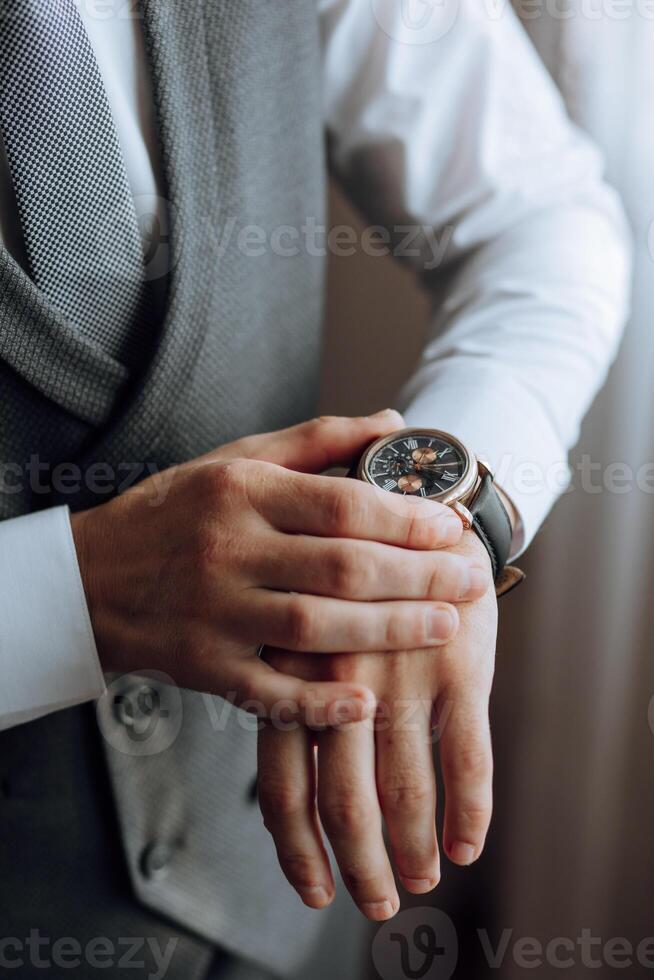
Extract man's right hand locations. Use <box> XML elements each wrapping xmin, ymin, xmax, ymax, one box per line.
<box><xmin>71</xmin><ymin>413</ymin><xmax>490</xmax><ymax>725</ymax></box>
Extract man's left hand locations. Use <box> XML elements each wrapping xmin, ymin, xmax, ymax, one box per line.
<box><xmin>257</xmin><ymin>530</ymin><xmax>498</xmax><ymax>920</ymax></box>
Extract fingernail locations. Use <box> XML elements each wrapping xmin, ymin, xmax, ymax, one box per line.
<box><xmin>370</xmin><ymin>408</ymin><xmax>396</xmax><ymax>419</ymax></box>
<box><xmin>401</xmin><ymin>877</ymin><xmax>438</xmax><ymax>893</ymax></box>
<box><xmin>361</xmin><ymin>900</ymin><xmax>396</xmax><ymax>920</ymax></box>
<box><xmin>300</xmin><ymin>886</ymin><xmax>331</xmax><ymax>908</ymax></box>
<box><xmin>428</xmin><ymin>608</ymin><xmax>456</xmax><ymax>641</ymax></box>
<box><xmin>459</xmin><ymin>565</ymin><xmax>489</xmax><ymax>599</ymax></box>
<box><xmin>450</xmin><ymin>842</ymin><xmax>476</xmax><ymax>865</ymax></box>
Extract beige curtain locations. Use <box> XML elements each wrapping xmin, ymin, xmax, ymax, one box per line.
<box><xmin>494</xmin><ymin>6</ymin><xmax>654</xmax><ymax>970</ymax></box>
<box><xmin>322</xmin><ymin>11</ymin><xmax>654</xmax><ymax>971</ymax></box>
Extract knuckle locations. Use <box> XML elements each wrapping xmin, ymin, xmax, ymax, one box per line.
<box><xmin>304</xmin><ymin>416</ymin><xmax>346</xmax><ymax>460</ymax></box>
<box><xmin>405</xmin><ymin>501</ymin><xmax>450</xmax><ymax>550</ymax></box>
<box><xmin>284</xmin><ymin>597</ymin><xmax>317</xmax><ymax>650</ymax></box>
<box><xmin>320</xmin><ymin>798</ymin><xmax>375</xmax><ymax>838</ymax></box>
<box><xmin>383</xmin><ymin>612</ymin><xmax>403</xmax><ymax>649</ymax></box>
<box><xmin>404</xmin><ymin>506</ymin><xmax>435</xmax><ymax>549</ymax></box>
<box><xmin>453</xmin><ymin>743</ymin><xmax>493</xmax><ymax>782</ymax></box>
<box><xmin>207</xmin><ymin>459</ymin><xmax>247</xmax><ymax>493</ymax></box>
<box><xmin>455</xmin><ymin>799</ymin><xmax>493</xmax><ymax>833</ymax></box>
<box><xmin>258</xmin><ymin>781</ymin><xmax>307</xmax><ymax>825</ymax></box>
<box><xmin>378</xmin><ymin>779</ymin><xmax>433</xmax><ymax>814</ymax></box>
<box><xmin>428</xmin><ymin>556</ymin><xmax>467</xmax><ymax>600</ymax></box>
<box><xmin>197</xmin><ymin>459</ymin><xmax>258</xmax><ymax>512</ymax></box>
<box><xmin>426</xmin><ymin>557</ymin><xmax>448</xmax><ymax>599</ymax></box>
<box><xmin>281</xmin><ymin>853</ymin><xmax>323</xmax><ymax>889</ymax></box>
<box><xmin>326</xmin><ymin>486</ymin><xmax>365</xmax><ymax>536</ymax></box>
<box><xmin>328</xmin><ymin>549</ymin><xmax>367</xmax><ymax>598</ymax></box>
<box><xmin>341</xmin><ymin>868</ymin><xmax>388</xmax><ymax>895</ymax></box>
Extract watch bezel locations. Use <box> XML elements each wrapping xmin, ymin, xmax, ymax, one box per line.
<box><xmin>357</xmin><ymin>427</ymin><xmax>478</xmax><ymax>506</ymax></box>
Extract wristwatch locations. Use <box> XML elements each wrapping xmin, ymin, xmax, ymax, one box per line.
<box><xmin>355</xmin><ymin>427</ymin><xmax>525</xmax><ymax>597</ymax></box>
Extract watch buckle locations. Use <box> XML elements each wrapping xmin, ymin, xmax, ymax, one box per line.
<box><xmin>495</xmin><ymin>564</ymin><xmax>526</xmax><ymax>597</ymax></box>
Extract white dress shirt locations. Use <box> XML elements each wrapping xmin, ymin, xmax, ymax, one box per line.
<box><xmin>0</xmin><ymin>0</ymin><xmax>631</xmax><ymax>730</ymax></box>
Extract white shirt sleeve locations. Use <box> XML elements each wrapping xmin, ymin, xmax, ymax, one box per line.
<box><xmin>320</xmin><ymin>0</ymin><xmax>632</xmax><ymax>555</ymax></box>
<box><xmin>0</xmin><ymin>506</ymin><xmax>105</xmax><ymax>731</ymax></box>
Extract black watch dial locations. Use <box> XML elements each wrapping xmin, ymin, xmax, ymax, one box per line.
<box><xmin>366</xmin><ymin>431</ymin><xmax>467</xmax><ymax>498</ymax></box>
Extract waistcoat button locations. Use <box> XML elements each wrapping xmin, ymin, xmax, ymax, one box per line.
<box><xmin>113</xmin><ymin>684</ymin><xmax>158</xmax><ymax>727</ymax></box>
<box><xmin>140</xmin><ymin>841</ymin><xmax>174</xmax><ymax>881</ymax></box>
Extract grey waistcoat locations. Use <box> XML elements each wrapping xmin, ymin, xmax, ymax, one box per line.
<box><xmin>0</xmin><ymin>2</ymin><xmax>327</xmax><ymax>976</ymax></box>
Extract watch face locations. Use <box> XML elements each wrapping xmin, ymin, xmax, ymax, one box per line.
<box><xmin>362</xmin><ymin>429</ymin><xmax>471</xmax><ymax>500</ymax></box>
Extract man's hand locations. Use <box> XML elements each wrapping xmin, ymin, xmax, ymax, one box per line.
<box><xmin>71</xmin><ymin>413</ymin><xmax>490</xmax><ymax>726</ymax></box>
<box><xmin>258</xmin><ymin>531</ymin><xmax>498</xmax><ymax>918</ymax></box>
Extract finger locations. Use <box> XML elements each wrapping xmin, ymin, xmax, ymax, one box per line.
<box><xmin>258</xmin><ymin>724</ymin><xmax>335</xmax><ymax>908</ymax></box>
<box><xmin>255</xmin><ymin>534</ymin><xmax>489</xmax><ymax>602</ymax></box>
<box><xmin>223</xmin><ymin>655</ymin><xmax>377</xmax><ymax>727</ymax></box>
<box><xmin>257</xmin><ymin>469</ymin><xmax>463</xmax><ymax>550</ymax></box>
<box><xmin>439</xmin><ymin>697</ymin><xmax>494</xmax><ymax>866</ymax></box>
<box><xmin>375</xmin><ymin>691</ymin><xmax>440</xmax><ymax>893</ymax></box>
<box><xmin>224</xmin><ymin>411</ymin><xmax>406</xmax><ymax>472</ymax></box>
<box><xmin>247</xmin><ymin>590</ymin><xmax>459</xmax><ymax>653</ymax></box>
<box><xmin>317</xmin><ymin>722</ymin><xmax>399</xmax><ymax>920</ymax></box>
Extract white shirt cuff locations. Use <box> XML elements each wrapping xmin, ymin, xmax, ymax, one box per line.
<box><xmin>402</xmin><ymin>364</ymin><xmax>570</xmax><ymax>559</ymax></box>
<box><xmin>0</xmin><ymin>505</ymin><xmax>105</xmax><ymax>731</ymax></box>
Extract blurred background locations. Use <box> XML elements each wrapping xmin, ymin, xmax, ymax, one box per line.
<box><xmin>315</xmin><ymin>6</ymin><xmax>654</xmax><ymax>977</ymax></box>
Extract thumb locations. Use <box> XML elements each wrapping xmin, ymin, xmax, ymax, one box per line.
<box><xmin>234</xmin><ymin>410</ymin><xmax>406</xmax><ymax>474</ymax></box>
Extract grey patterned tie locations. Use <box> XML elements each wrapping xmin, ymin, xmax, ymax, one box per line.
<box><xmin>0</xmin><ymin>0</ymin><xmax>150</xmax><ymax>366</ymax></box>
